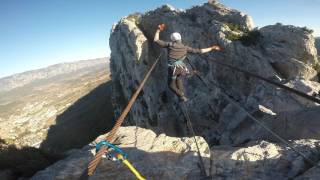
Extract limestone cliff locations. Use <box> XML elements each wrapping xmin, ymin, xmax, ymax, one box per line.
<box><xmin>316</xmin><ymin>37</ymin><xmax>320</xmax><ymax>55</ymax></box>
<box><xmin>26</xmin><ymin>1</ymin><xmax>320</xmax><ymax>180</ymax></box>
<box><xmin>109</xmin><ymin>1</ymin><xmax>320</xmax><ymax>145</ymax></box>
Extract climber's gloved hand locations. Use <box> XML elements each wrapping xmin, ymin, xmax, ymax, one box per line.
<box><xmin>192</xmin><ymin>70</ymin><xmax>200</xmax><ymax>76</ymax></box>
<box><xmin>211</xmin><ymin>45</ymin><xmax>221</xmax><ymax>51</ymax></box>
<box><xmin>158</xmin><ymin>24</ymin><xmax>166</xmax><ymax>31</ymax></box>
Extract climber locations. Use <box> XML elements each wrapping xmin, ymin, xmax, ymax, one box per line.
<box><xmin>154</xmin><ymin>23</ymin><xmax>221</xmax><ymax>102</ymax></box>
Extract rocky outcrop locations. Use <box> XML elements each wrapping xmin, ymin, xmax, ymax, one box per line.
<box><xmin>31</xmin><ymin>127</ymin><xmax>211</xmax><ymax>180</ymax></box>
<box><xmin>315</xmin><ymin>37</ymin><xmax>320</xmax><ymax>53</ymax></box>
<box><xmin>7</xmin><ymin>1</ymin><xmax>320</xmax><ymax>179</ymax></box>
<box><xmin>211</xmin><ymin>140</ymin><xmax>320</xmax><ymax>179</ymax></box>
<box><xmin>109</xmin><ymin>1</ymin><xmax>320</xmax><ymax>146</ymax></box>
<box><xmin>31</xmin><ymin>127</ymin><xmax>320</xmax><ymax>180</ymax></box>
<box><xmin>260</xmin><ymin>24</ymin><xmax>318</xmax><ymax>80</ymax></box>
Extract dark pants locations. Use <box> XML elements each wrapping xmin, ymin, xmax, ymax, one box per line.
<box><xmin>168</xmin><ymin>67</ymin><xmax>185</xmax><ymax>97</ymax></box>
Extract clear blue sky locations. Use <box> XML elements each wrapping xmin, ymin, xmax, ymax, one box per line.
<box><xmin>0</xmin><ymin>0</ymin><xmax>319</xmax><ymax>78</ymax></box>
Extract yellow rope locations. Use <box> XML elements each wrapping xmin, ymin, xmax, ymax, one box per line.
<box><xmin>117</xmin><ymin>154</ymin><xmax>146</xmax><ymax>180</ymax></box>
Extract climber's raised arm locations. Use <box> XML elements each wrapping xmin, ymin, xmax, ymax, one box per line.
<box><xmin>154</xmin><ymin>29</ymin><xmax>160</xmax><ymax>42</ymax></box>
<box><xmin>186</xmin><ymin>45</ymin><xmax>221</xmax><ymax>54</ymax></box>
<box><xmin>200</xmin><ymin>45</ymin><xmax>221</xmax><ymax>54</ymax></box>
<box><xmin>154</xmin><ymin>24</ymin><xmax>170</xmax><ymax>47</ymax></box>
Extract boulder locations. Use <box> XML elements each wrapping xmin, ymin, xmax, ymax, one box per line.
<box><xmin>31</xmin><ymin>127</ymin><xmax>210</xmax><ymax>180</ymax></box>
<box><xmin>30</xmin><ymin>127</ymin><xmax>320</xmax><ymax>180</ymax></box>
<box><xmin>260</xmin><ymin>24</ymin><xmax>318</xmax><ymax>80</ymax></box>
<box><xmin>211</xmin><ymin>140</ymin><xmax>320</xmax><ymax>179</ymax></box>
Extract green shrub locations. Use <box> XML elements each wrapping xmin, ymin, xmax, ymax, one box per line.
<box><xmin>226</xmin><ymin>22</ymin><xmax>242</xmax><ymax>32</ymax></box>
<box><xmin>226</xmin><ymin>33</ymin><xmax>242</xmax><ymax>41</ymax></box>
<box><xmin>226</xmin><ymin>30</ymin><xmax>262</xmax><ymax>47</ymax></box>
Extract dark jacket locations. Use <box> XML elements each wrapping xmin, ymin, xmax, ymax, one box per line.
<box><xmin>155</xmin><ymin>40</ymin><xmax>201</xmax><ymax>60</ymax></box>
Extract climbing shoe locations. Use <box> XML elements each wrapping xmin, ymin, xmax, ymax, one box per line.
<box><xmin>180</xmin><ymin>95</ymin><xmax>188</xmax><ymax>102</ymax></box>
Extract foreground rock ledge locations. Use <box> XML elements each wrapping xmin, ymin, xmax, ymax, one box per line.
<box><xmin>31</xmin><ymin>126</ymin><xmax>211</xmax><ymax>180</ymax></box>
<box><xmin>31</xmin><ymin>126</ymin><xmax>320</xmax><ymax>180</ymax></box>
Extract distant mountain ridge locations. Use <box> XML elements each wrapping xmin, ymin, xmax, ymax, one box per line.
<box><xmin>0</xmin><ymin>57</ymin><xmax>109</xmax><ymax>92</ymax></box>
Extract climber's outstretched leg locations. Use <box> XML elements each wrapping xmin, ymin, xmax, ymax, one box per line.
<box><xmin>168</xmin><ymin>68</ymin><xmax>188</xmax><ymax>102</ymax></box>
<box><xmin>176</xmin><ymin>75</ymin><xmax>188</xmax><ymax>102</ymax></box>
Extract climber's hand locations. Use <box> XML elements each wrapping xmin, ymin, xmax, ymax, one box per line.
<box><xmin>158</xmin><ymin>24</ymin><xmax>166</xmax><ymax>31</ymax></box>
<box><xmin>192</xmin><ymin>70</ymin><xmax>200</xmax><ymax>76</ymax></box>
<box><xmin>211</xmin><ymin>45</ymin><xmax>221</xmax><ymax>51</ymax></box>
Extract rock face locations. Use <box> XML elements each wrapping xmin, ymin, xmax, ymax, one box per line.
<box><xmin>31</xmin><ymin>127</ymin><xmax>211</xmax><ymax>180</ymax></box>
<box><xmin>210</xmin><ymin>140</ymin><xmax>320</xmax><ymax>179</ymax></box>
<box><xmin>109</xmin><ymin>1</ymin><xmax>320</xmax><ymax>146</ymax></box>
<box><xmin>315</xmin><ymin>37</ymin><xmax>320</xmax><ymax>53</ymax></box>
<box><xmin>10</xmin><ymin>1</ymin><xmax>320</xmax><ymax>179</ymax></box>
<box><xmin>260</xmin><ymin>24</ymin><xmax>318</xmax><ymax>80</ymax></box>
<box><xmin>31</xmin><ymin>127</ymin><xmax>320</xmax><ymax>180</ymax></box>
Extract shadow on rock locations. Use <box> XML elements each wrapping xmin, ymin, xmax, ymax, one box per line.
<box><xmin>40</xmin><ymin>81</ymin><xmax>115</xmax><ymax>153</ymax></box>
<box><xmin>0</xmin><ymin>138</ymin><xmax>63</xmax><ymax>179</ymax></box>
<box><xmin>32</xmin><ymin>146</ymin><xmax>210</xmax><ymax>180</ymax></box>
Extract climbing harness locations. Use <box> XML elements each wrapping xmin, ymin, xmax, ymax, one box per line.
<box><xmin>86</xmin><ymin>53</ymin><xmax>163</xmax><ymax>176</ymax></box>
<box><xmin>186</xmin><ymin>57</ymin><xmax>320</xmax><ymax>168</ymax></box>
<box><xmin>95</xmin><ymin>140</ymin><xmax>146</xmax><ymax>180</ymax></box>
<box><xmin>168</xmin><ymin>58</ymin><xmax>190</xmax><ymax>79</ymax></box>
<box><xmin>180</xmin><ymin>102</ymin><xmax>208</xmax><ymax>177</ymax></box>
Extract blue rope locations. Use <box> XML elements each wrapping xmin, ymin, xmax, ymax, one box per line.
<box><xmin>95</xmin><ymin>140</ymin><xmax>128</xmax><ymax>159</ymax></box>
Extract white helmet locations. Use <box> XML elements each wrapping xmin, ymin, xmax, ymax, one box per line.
<box><xmin>170</xmin><ymin>32</ymin><xmax>181</xmax><ymax>42</ymax></box>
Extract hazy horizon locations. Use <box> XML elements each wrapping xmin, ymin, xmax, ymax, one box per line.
<box><xmin>0</xmin><ymin>56</ymin><xmax>109</xmax><ymax>79</ymax></box>
<box><xmin>1</xmin><ymin>0</ymin><xmax>319</xmax><ymax>78</ymax></box>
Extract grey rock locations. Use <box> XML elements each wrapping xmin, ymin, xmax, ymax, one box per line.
<box><xmin>15</xmin><ymin>1</ymin><xmax>320</xmax><ymax>179</ymax></box>
<box><xmin>109</xmin><ymin>2</ymin><xmax>320</xmax><ymax>146</ymax></box>
<box><xmin>30</xmin><ymin>127</ymin><xmax>320</xmax><ymax>180</ymax></box>
<box><xmin>315</xmin><ymin>37</ymin><xmax>320</xmax><ymax>54</ymax></box>
<box><xmin>211</xmin><ymin>140</ymin><xmax>320</xmax><ymax>180</ymax></box>
<box><xmin>260</xmin><ymin>24</ymin><xmax>318</xmax><ymax>80</ymax></box>
<box><xmin>31</xmin><ymin>126</ymin><xmax>211</xmax><ymax>180</ymax></box>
